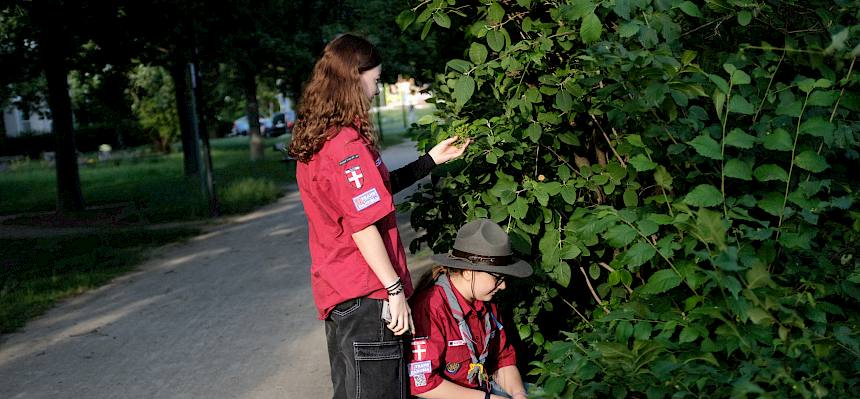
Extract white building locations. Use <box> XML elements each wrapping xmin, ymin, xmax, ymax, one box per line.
<box><xmin>2</xmin><ymin>103</ymin><xmax>52</xmax><ymax>137</ymax></box>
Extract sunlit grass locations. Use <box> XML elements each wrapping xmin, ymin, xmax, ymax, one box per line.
<box><xmin>0</xmin><ymin>227</ymin><xmax>199</xmax><ymax>333</ymax></box>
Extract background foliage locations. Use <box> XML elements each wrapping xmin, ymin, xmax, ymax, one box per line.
<box><xmin>400</xmin><ymin>0</ymin><xmax>860</xmax><ymax>397</ymax></box>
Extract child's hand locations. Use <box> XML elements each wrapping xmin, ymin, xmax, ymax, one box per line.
<box><xmin>386</xmin><ymin>291</ymin><xmax>414</xmax><ymax>336</ymax></box>
<box><xmin>428</xmin><ymin>136</ymin><xmax>471</xmax><ymax>165</ymax></box>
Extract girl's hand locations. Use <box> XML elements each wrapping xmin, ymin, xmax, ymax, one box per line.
<box><xmin>428</xmin><ymin>136</ymin><xmax>471</xmax><ymax>165</ymax></box>
<box><xmin>386</xmin><ymin>291</ymin><xmax>414</xmax><ymax>336</ymax></box>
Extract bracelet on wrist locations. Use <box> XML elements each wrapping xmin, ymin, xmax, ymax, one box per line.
<box><xmin>384</xmin><ymin>277</ymin><xmax>401</xmax><ymax>290</ymax></box>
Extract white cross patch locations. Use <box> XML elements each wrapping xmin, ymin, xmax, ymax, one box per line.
<box><xmin>412</xmin><ymin>340</ymin><xmax>427</xmax><ymax>361</ymax></box>
<box><xmin>345</xmin><ymin>166</ymin><xmax>363</xmax><ymax>189</ymax></box>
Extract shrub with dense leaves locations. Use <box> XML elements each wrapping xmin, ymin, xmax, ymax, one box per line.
<box><xmin>398</xmin><ymin>0</ymin><xmax>859</xmax><ymax>397</ymax></box>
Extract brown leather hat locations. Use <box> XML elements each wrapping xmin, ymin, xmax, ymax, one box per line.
<box><xmin>431</xmin><ymin>219</ymin><xmax>533</xmax><ymax>278</ymax></box>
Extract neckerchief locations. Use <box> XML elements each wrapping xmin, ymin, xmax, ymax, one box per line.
<box><xmin>435</xmin><ymin>274</ymin><xmax>495</xmax><ymax>386</ymax></box>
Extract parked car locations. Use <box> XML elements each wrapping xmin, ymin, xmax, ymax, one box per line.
<box><xmin>229</xmin><ymin>116</ymin><xmax>272</xmax><ymax>137</ymax></box>
<box><xmin>267</xmin><ymin>111</ymin><xmax>296</xmax><ymax>137</ymax></box>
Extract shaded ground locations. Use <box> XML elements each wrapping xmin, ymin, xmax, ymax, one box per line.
<box><xmin>0</xmin><ymin>141</ymin><xmax>433</xmax><ymax>399</ymax></box>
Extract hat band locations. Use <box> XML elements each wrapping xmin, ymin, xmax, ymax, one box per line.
<box><xmin>450</xmin><ymin>249</ymin><xmax>512</xmax><ymax>266</ymax></box>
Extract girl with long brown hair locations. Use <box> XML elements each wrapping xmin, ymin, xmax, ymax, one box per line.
<box><xmin>289</xmin><ymin>34</ymin><xmax>469</xmax><ymax>399</ymax></box>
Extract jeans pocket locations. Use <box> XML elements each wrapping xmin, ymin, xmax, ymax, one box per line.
<box><xmin>353</xmin><ymin>340</ymin><xmax>405</xmax><ymax>399</ymax></box>
<box><xmin>331</xmin><ymin>297</ymin><xmax>362</xmax><ymax>318</ymax></box>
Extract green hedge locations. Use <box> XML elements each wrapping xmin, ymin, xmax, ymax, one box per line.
<box><xmin>400</xmin><ymin>0</ymin><xmax>859</xmax><ymax>397</ymax></box>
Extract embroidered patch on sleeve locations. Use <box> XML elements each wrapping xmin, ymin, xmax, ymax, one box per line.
<box><xmin>338</xmin><ymin>154</ymin><xmax>359</xmax><ymax>165</ymax></box>
<box><xmin>412</xmin><ymin>373</ymin><xmax>427</xmax><ymax>387</ymax></box>
<box><xmin>448</xmin><ymin>339</ymin><xmax>466</xmax><ymax>347</ymax></box>
<box><xmin>409</xmin><ymin>360</ymin><xmax>432</xmax><ymax>377</ymax></box>
<box><xmin>344</xmin><ymin>166</ymin><xmax>364</xmax><ymax>189</ymax></box>
<box><xmin>352</xmin><ymin>188</ymin><xmax>381</xmax><ymax>211</ymax></box>
<box><xmin>411</xmin><ymin>339</ymin><xmax>428</xmax><ymax>361</ymax></box>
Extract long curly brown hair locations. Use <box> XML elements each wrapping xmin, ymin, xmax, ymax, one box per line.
<box><xmin>288</xmin><ymin>34</ymin><xmax>382</xmax><ymax>162</ymax></box>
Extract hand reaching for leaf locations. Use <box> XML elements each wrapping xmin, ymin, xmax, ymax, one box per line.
<box><xmin>428</xmin><ymin>136</ymin><xmax>471</xmax><ymax>165</ymax></box>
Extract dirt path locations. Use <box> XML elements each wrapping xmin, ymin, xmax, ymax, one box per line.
<box><xmin>0</xmin><ymin>141</ymin><xmax>434</xmax><ymax>399</ymax></box>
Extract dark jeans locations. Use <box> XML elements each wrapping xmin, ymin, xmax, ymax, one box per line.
<box><xmin>325</xmin><ymin>297</ymin><xmax>408</xmax><ymax>399</ymax></box>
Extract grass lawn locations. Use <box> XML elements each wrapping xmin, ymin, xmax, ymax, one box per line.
<box><xmin>0</xmin><ymin>227</ymin><xmax>200</xmax><ymax>333</ymax></box>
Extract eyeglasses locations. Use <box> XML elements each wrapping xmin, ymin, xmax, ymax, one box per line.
<box><xmin>487</xmin><ymin>272</ymin><xmax>506</xmax><ymax>290</ymax></box>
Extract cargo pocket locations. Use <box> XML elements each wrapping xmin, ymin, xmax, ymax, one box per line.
<box><xmin>353</xmin><ymin>340</ymin><xmax>405</xmax><ymax>399</ymax></box>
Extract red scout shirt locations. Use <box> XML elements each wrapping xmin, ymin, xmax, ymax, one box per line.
<box><xmin>296</xmin><ymin>126</ymin><xmax>413</xmax><ymax>320</ymax></box>
<box><xmin>407</xmin><ymin>282</ymin><xmax>517</xmax><ymax>394</ymax></box>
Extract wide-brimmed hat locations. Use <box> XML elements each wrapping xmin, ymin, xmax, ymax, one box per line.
<box><xmin>431</xmin><ymin>219</ymin><xmax>533</xmax><ymax>278</ymax></box>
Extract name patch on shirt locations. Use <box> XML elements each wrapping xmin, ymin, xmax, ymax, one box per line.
<box><xmin>352</xmin><ymin>188</ymin><xmax>380</xmax><ymax>211</ymax></box>
<box><xmin>338</xmin><ymin>154</ymin><xmax>359</xmax><ymax>165</ymax></box>
<box><xmin>409</xmin><ymin>360</ymin><xmax>432</xmax><ymax>377</ymax></box>
<box><xmin>448</xmin><ymin>339</ymin><xmax>466</xmax><ymax>347</ymax></box>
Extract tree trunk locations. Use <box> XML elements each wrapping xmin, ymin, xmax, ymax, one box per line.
<box><xmin>171</xmin><ymin>58</ymin><xmax>201</xmax><ymax>176</ymax></box>
<box><xmin>36</xmin><ymin>2</ymin><xmax>84</xmax><ymax>213</ymax></box>
<box><xmin>242</xmin><ymin>70</ymin><xmax>264</xmax><ymax>161</ymax></box>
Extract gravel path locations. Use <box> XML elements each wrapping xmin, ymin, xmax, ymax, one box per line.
<box><xmin>0</xmin><ymin>141</ymin><xmax>433</xmax><ymax>399</ymax></box>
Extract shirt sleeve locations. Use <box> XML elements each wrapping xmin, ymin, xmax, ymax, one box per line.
<box><xmin>389</xmin><ymin>154</ymin><xmax>436</xmax><ymax>194</ymax></box>
<box><xmin>409</xmin><ymin>303</ymin><xmax>449</xmax><ymax>395</ymax></box>
<box><xmin>322</xmin><ymin>130</ymin><xmax>395</xmax><ymax>234</ymax></box>
<box><xmin>493</xmin><ymin>304</ymin><xmax>517</xmax><ymax>370</ymax></box>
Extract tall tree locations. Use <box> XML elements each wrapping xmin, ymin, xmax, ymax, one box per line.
<box><xmin>29</xmin><ymin>0</ymin><xmax>84</xmax><ymax>212</ymax></box>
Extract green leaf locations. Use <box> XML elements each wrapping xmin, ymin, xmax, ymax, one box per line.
<box><xmin>683</xmin><ymin>184</ymin><xmax>723</xmax><ymax>207</ymax></box>
<box><xmin>454</xmin><ymin>76</ymin><xmax>475</xmax><ymax>107</ymax></box>
<box><xmin>623</xmin><ymin>189</ymin><xmax>639</xmax><ymax>207</ymax></box>
<box><xmin>729</xmin><ymin>95</ymin><xmax>755</xmax><ymax>115</ymax></box>
<box><xmin>757</xmin><ymin>192</ymin><xmax>784</xmax><ymax>216</ymax></box>
<box><xmin>762</xmin><ymin>129</ymin><xmax>793</xmax><ymax>151</ymax></box>
<box><xmin>754</xmin><ymin>164</ymin><xmax>789</xmax><ymax>182</ymax></box>
<box><xmin>469</xmin><ymin>43</ymin><xmax>488</xmax><ymax>65</ymax></box>
<box><xmin>746</xmin><ymin>264</ymin><xmax>771</xmax><ymax>289</ymax></box>
<box><xmin>640</xmin><ymin>269</ymin><xmax>682</xmax><ymax>295</ymax></box>
<box><xmin>776</xmin><ymin>99</ymin><xmax>803</xmax><ymax>117</ymax></box>
<box><xmin>446</xmin><ymin>59</ymin><xmax>471</xmax><ymax>73</ymax></box>
<box><xmin>696</xmin><ymin>209</ymin><xmax>727</xmax><ymax>250</ymax></box>
<box><xmin>518</xmin><ymin>324</ymin><xmax>531</xmax><ymax>339</ymax></box>
<box><xmin>724</xmin><ymin>159</ymin><xmax>753</xmax><ymax>180</ymax></box>
<box><xmin>605</xmin><ymin>224</ymin><xmax>637</xmax><ymax>248</ymax></box>
<box><xmin>725</xmin><ymin>129</ymin><xmax>756</xmax><ymax>149</ymax></box>
<box><xmin>808</xmin><ymin>90</ymin><xmax>839</xmax><ymax>107</ymax></box>
<box><xmin>563</xmin><ymin>0</ymin><xmax>596</xmax><ymax>21</ymax></box>
<box><xmin>560</xmin><ymin>186</ymin><xmax>576</xmax><ymax>204</ymax></box>
<box><xmin>625</xmin><ymin>241</ymin><xmax>657</xmax><ymax>268</ymax></box>
<box><xmin>679</xmin><ymin>325</ymin><xmax>699</xmax><ymax>343</ymax></box>
<box><xmin>688</xmin><ymin>135</ymin><xmax>722</xmax><ymax>160</ymax></box>
<box><xmin>555</xmin><ymin>262</ymin><xmax>571</xmax><ymax>287</ymax></box>
<box><xmin>737</xmin><ymin>10</ymin><xmax>752</xmax><ymax>26</ymax></box>
<box><xmin>509</xmin><ymin>196</ymin><xmax>528</xmax><ymax>219</ymax></box>
<box><xmin>633</xmin><ymin>322</ymin><xmax>652</xmax><ymax>340</ymax></box>
<box><xmin>525</xmin><ymin>123</ymin><xmax>542</xmax><ymax>143</ymax></box>
<box><xmin>487</xmin><ymin>30</ymin><xmax>505</xmax><ymax>52</ymax></box>
<box><xmin>580</xmin><ymin>13</ymin><xmax>602</xmax><ymax>44</ymax></box>
<box><xmin>630</xmin><ymin>154</ymin><xmax>657</xmax><ymax>171</ymax></box>
<box><xmin>619</xmin><ymin>22</ymin><xmax>640</xmax><ymax>38</ymax></box>
<box><xmin>433</xmin><ymin>12</ymin><xmax>451</xmax><ymax>29</ymax></box>
<box><xmin>709</xmin><ymin>74</ymin><xmax>730</xmax><ymax>94</ymax></box>
<box><xmin>487</xmin><ymin>2</ymin><xmax>505</xmax><ymax>24</ymax></box>
<box><xmin>746</xmin><ymin>308</ymin><xmax>774</xmax><ymax>325</ymax></box>
<box><xmin>794</xmin><ymin>150</ymin><xmax>829</xmax><ymax>173</ymax></box>
<box><xmin>654</xmin><ymin>166</ymin><xmax>673</xmax><ymax>189</ymax></box>
<box><xmin>589</xmin><ymin>263</ymin><xmax>601</xmax><ymax>279</ymax></box>
<box><xmin>678</xmin><ymin>1</ymin><xmax>702</xmax><ymax>18</ymax></box>
<box><xmin>799</xmin><ymin>117</ymin><xmax>834</xmax><ymax>141</ymax></box>
<box><xmin>555</xmin><ymin>90</ymin><xmax>573</xmax><ymax>112</ymax></box>
<box><xmin>395</xmin><ymin>10</ymin><xmax>416</xmax><ymax>31</ymax></box>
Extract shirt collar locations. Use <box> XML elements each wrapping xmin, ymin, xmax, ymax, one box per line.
<box><xmin>447</xmin><ymin>280</ymin><xmax>486</xmax><ymax>316</ymax></box>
